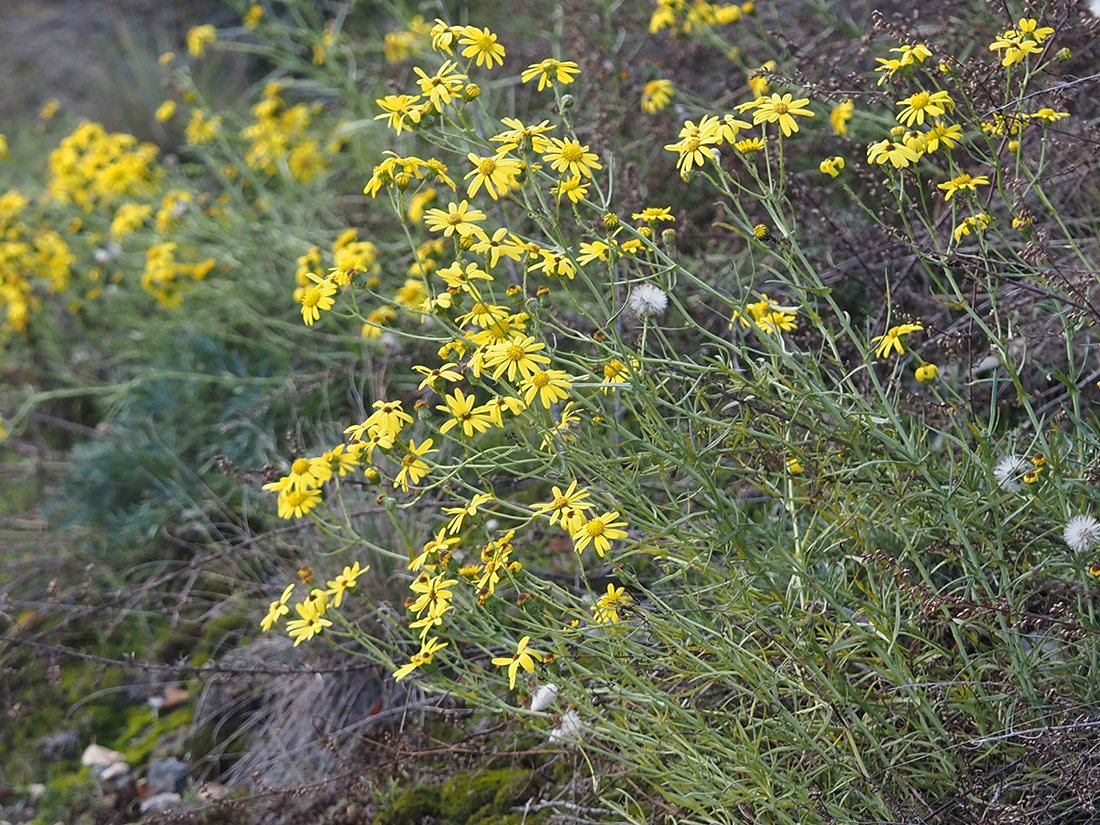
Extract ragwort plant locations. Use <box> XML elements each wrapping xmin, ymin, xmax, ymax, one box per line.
<box><xmin>247</xmin><ymin>3</ymin><xmax>1100</xmax><ymax>820</ymax></box>
<box><xmin>250</xmin><ymin>1</ymin><xmax>1100</xmax><ymax>818</ymax></box>
<box><xmin>5</xmin><ymin>0</ymin><xmax>1099</xmax><ymax>821</ymax></box>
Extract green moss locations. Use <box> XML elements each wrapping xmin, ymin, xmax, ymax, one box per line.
<box><xmin>29</xmin><ymin>766</ymin><xmax>99</xmax><ymax>825</ymax></box>
<box><xmin>371</xmin><ymin>784</ymin><xmax>442</xmax><ymax>825</ymax></box>
<box><xmin>113</xmin><ymin>705</ymin><xmax>194</xmax><ymax>765</ymax></box>
<box><xmin>440</xmin><ymin>768</ymin><xmax>532</xmax><ymax>823</ymax></box>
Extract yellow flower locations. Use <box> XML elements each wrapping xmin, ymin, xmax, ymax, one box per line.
<box><xmin>154</xmin><ymin>100</ymin><xmax>177</xmax><ymax>122</ymax></box>
<box><xmin>413</xmin><ymin>61</ymin><xmax>467</xmax><ymax>112</ymax></box>
<box><xmin>830</xmin><ymin>100</ymin><xmax>853</xmax><ymax>135</ymax></box>
<box><xmin>866</xmin><ymin>138</ymin><xmax>921</xmax><ymax>169</ymax></box>
<box><xmin>260</xmin><ymin>583</ymin><xmax>296</xmax><ymax>631</ymax></box>
<box><xmin>591</xmin><ymin>583</ymin><xmax>632</xmax><ymax>624</ymax></box>
<box><xmin>186</xmin><ymin>24</ymin><xmax>218</xmax><ymax>58</ymax></box>
<box><xmin>442</xmin><ymin>492</ymin><xmax>494</xmax><ymax>534</ymax></box>
<box><xmin>870</xmin><ymin>322</ymin><xmax>923</xmax><ymax>358</ymax></box>
<box><xmin>413</xmin><ymin>362</ymin><xmax>463</xmax><ymax>391</ymax></box>
<box><xmin>485</xmin><ymin>334</ymin><xmax>551</xmax><ymax>381</ymax></box>
<box><xmin>299</xmin><ymin>273</ymin><xmax>337</xmax><ymax>326</ymax></box>
<box><xmin>476</xmin><ymin>395</ymin><xmax>525</xmax><ymax>428</ymax></box>
<box><xmin>937</xmin><ymin>173</ymin><xmax>990</xmax><ymax>201</ymax></box>
<box><xmin>522</xmin><ymin>368</ymin><xmax>572</xmax><ymax>409</ymax></box>
<box><xmin>326</xmin><ymin>562</ymin><xmax>368</xmax><ymax>607</ymax></box>
<box><xmin>464</xmin><ymin>152</ymin><xmax>522</xmax><ymax>200</ymax></box>
<box><xmin>424</xmin><ymin>200</ymin><xmax>487</xmax><ymax>238</ymax></box>
<box><xmin>952</xmin><ymin>213</ymin><xmax>990</xmax><ymax>243</ymax></box>
<box><xmin>286</xmin><ymin>591</ymin><xmax>332</xmax><ymax>645</ymax></box>
<box><xmin>492</xmin><ymin>635</ymin><xmax>544</xmax><ymax>690</ymax></box>
<box><xmin>244</xmin><ymin>4</ymin><xmax>264</xmax><ymax>29</ymax></box>
<box><xmin>185</xmin><ymin>110</ymin><xmax>221</xmax><ymax>145</ymax></box>
<box><xmin>541</xmin><ymin>137</ymin><xmax>603</xmax><ymax>179</ymax></box>
<box><xmin>532</xmin><ymin>480</ymin><xmax>594</xmax><ymax>527</ymax></box>
<box><xmin>577</xmin><ymin>240</ymin><xmax>611</xmax><ymax>265</ymax></box>
<box><xmin>664</xmin><ymin>117</ymin><xmax>721</xmax><ymax>173</ymax></box>
<box><xmin>275</xmin><ymin>488</ymin><xmax>322</xmax><ymax>519</ymax></box>
<box><xmin>346</xmin><ymin>399</ymin><xmax>414</xmax><ymax>442</ymax></box>
<box><xmin>923</xmin><ymin>123</ymin><xmax>963</xmax><ymax>153</ymax></box>
<box><xmin>989</xmin><ymin>18</ymin><xmax>1054</xmax><ymax>66</ymax></box>
<box><xmin>438</xmin><ymin>389</ymin><xmax>495</xmax><ymax>437</ymax></box>
<box><xmin>819</xmin><ymin>156</ymin><xmax>845</xmax><ymax>177</ymax></box>
<box><xmin>40</xmin><ymin>98</ymin><xmax>61</xmax><ymax>120</ymax></box>
<box><xmin>731</xmin><ymin>293</ymin><xmax>798</xmax><ymax>335</ymax></box>
<box><xmin>458</xmin><ymin>26</ymin><xmax>505</xmax><ymax>68</ymax></box>
<box><xmin>551</xmin><ymin>175</ymin><xmax>588</xmax><ymax>205</ymax></box>
<box><xmin>374</xmin><ymin>94</ymin><xmax>424</xmax><ymax>134</ymax></box>
<box><xmin>737</xmin><ymin>93</ymin><xmax>815</xmax><ymax>137</ymax></box>
<box><xmin>641</xmin><ymin>79</ymin><xmax>675</xmax><ymax>114</ymax></box>
<box><xmin>408</xmin><ymin>573</ymin><xmax>458</xmax><ymax>620</ymax></box>
<box><xmin>491</xmin><ymin>117</ymin><xmax>557</xmax><ymax>150</ymax></box>
<box><xmin>393</xmin><ymin>636</ymin><xmax>448</xmax><ymax>681</ymax></box>
<box><xmin>394</xmin><ymin>438</ymin><xmax>437</xmax><ymax>491</ymax></box>
<box><xmin>521</xmin><ymin>58</ymin><xmax>580</xmax><ymax>91</ymax></box>
<box><xmin>895</xmin><ymin>90</ymin><xmax>954</xmax><ymax>127</ymax></box>
<box><xmin>572</xmin><ymin>511</ymin><xmax>629</xmax><ymax>557</ymax></box>
<box><xmin>915</xmin><ymin>363</ymin><xmax>939</xmax><ymax>382</ymax></box>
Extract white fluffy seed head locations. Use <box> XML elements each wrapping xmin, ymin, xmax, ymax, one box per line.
<box><xmin>993</xmin><ymin>455</ymin><xmax>1029</xmax><ymax>492</ymax></box>
<box><xmin>1064</xmin><ymin>514</ymin><xmax>1100</xmax><ymax>553</ymax></box>
<box><xmin>548</xmin><ymin>709</ymin><xmax>583</xmax><ymax>744</ymax></box>
<box><xmin>530</xmin><ymin>683</ymin><xmax>558</xmax><ymax>713</ymax></box>
<box><xmin>628</xmin><ymin>284</ymin><xmax>668</xmax><ymax>317</ymax></box>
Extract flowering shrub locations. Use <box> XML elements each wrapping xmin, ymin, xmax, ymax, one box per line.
<box><xmin>5</xmin><ymin>1</ymin><xmax>1100</xmax><ymax>821</ymax></box>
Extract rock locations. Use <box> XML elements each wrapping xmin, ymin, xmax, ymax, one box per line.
<box><xmin>27</xmin><ymin>783</ymin><xmax>46</xmax><ymax>802</ymax></box>
<box><xmin>80</xmin><ymin>744</ymin><xmax>126</xmax><ymax>769</ymax></box>
<box><xmin>98</xmin><ymin>762</ymin><xmax>132</xmax><ymax>789</ymax></box>
<box><xmin>39</xmin><ymin>728</ymin><xmax>81</xmax><ymax>760</ymax></box>
<box><xmin>145</xmin><ymin>757</ymin><xmax>190</xmax><ymax>794</ymax></box>
<box><xmin>139</xmin><ymin>792</ymin><xmax>182</xmax><ymax>814</ymax></box>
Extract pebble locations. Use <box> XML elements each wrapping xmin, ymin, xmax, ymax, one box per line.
<box><xmin>80</xmin><ymin>744</ymin><xmax>126</xmax><ymax>769</ymax></box>
<box><xmin>145</xmin><ymin>757</ymin><xmax>190</xmax><ymax>794</ymax></box>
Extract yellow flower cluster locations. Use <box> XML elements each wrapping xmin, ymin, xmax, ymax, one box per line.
<box><xmin>0</xmin><ymin>191</ymin><xmax>74</xmax><ymax>333</ymax></box>
<box><xmin>989</xmin><ymin>18</ymin><xmax>1055</xmax><ymax>67</ymax></box>
<box><xmin>46</xmin><ymin>122</ymin><xmax>160</xmax><ymax>209</ymax></box>
<box><xmin>732</xmin><ymin>293</ymin><xmax>799</xmax><ymax>336</ymax></box>
<box><xmin>241</xmin><ymin>83</ymin><xmax>329</xmax><ymax>183</ymax></box>
<box><xmin>649</xmin><ymin>0</ymin><xmax>754</xmax><ymax>35</ymax></box>
<box><xmin>260</xmin><ymin>562</ymin><xmax>368</xmax><ymax>646</ymax></box>
<box><xmin>142</xmin><ymin>242</ymin><xmax>216</xmax><ymax>309</ymax></box>
<box><xmin>664</xmin><ymin>98</ymin><xmax>813</xmax><ymax>175</ymax></box>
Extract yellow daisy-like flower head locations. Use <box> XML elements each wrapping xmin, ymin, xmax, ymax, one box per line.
<box><xmin>458</xmin><ymin>26</ymin><xmax>505</xmax><ymax>68</ymax></box>
<box><xmin>870</xmin><ymin>321</ymin><xmax>924</xmax><ymax>358</ymax></box>
<box><xmin>737</xmin><ymin>93</ymin><xmax>815</xmax><ymax>137</ymax></box>
<box><xmin>491</xmin><ymin>635</ymin><xmax>544</xmax><ymax>690</ymax></box>
<box><xmin>541</xmin><ymin>137</ymin><xmax>603</xmax><ymax>179</ymax></box>
<box><xmin>521</xmin><ymin>58</ymin><xmax>580</xmax><ymax>91</ymax></box>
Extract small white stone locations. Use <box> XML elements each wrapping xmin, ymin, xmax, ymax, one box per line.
<box><xmin>81</xmin><ymin>744</ymin><xmax>126</xmax><ymax>768</ymax></box>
